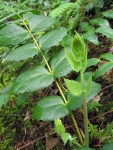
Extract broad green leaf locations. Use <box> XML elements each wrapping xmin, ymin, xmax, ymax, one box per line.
<box><xmin>39</xmin><ymin>28</ymin><xmax>67</xmax><ymax>50</ymax></box>
<box><xmin>83</xmin><ymin>30</ymin><xmax>99</xmax><ymax>45</ymax></box>
<box><xmin>67</xmin><ymin>81</ymin><xmax>101</xmax><ymax>110</ymax></box>
<box><xmin>80</xmin><ymin>22</ymin><xmax>92</xmax><ymax>32</ymax></box>
<box><xmin>16</xmin><ymin>93</ymin><xmax>29</xmax><ymax>106</ymax></box>
<box><xmin>77</xmin><ymin>147</ymin><xmax>93</xmax><ymax>150</ymax></box>
<box><xmin>61</xmin><ymin>133</ymin><xmax>71</xmax><ymax>144</ymax></box>
<box><xmin>61</xmin><ymin>34</ymin><xmax>72</xmax><ymax>48</ymax></box>
<box><xmin>64</xmin><ymin>79</ymin><xmax>82</xmax><ymax>96</ymax></box>
<box><xmin>101</xmin><ymin>143</ymin><xmax>113</xmax><ymax>150</ymax></box>
<box><xmin>0</xmin><ymin>93</ymin><xmax>10</xmax><ymax>109</ymax></box>
<box><xmin>87</xmin><ymin>58</ymin><xmax>100</xmax><ymax>68</ymax></box>
<box><xmin>50</xmin><ymin>50</ymin><xmax>72</xmax><ymax>78</ymax></box>
<box><xmin>90</xmin><ymin>18</ymin><xmax>110</xmax><ymax>27</ymax></box>
<box><xmin>25</xmin><ymin>14</ymin><xmax>55</xmax><ymax>32</ymax></box>
<box><xmin>72</xmin><ymin>33</ymin><xmax>86</xmax><ymax>62</ymax></box>
<box><xmin>4</xmin><ymin>43</ymin><xmax>38</xmax><ymax>61</ymax></box>
<box><xmin>12</xmin><ymin>66</ymin><xmax>54</xmax><ymax>93</ymax></box>
<box><xmin>96</xmin><ymin>26</ymin><xmax>113</xmax><ymax>40</ymax></box>
<box><xmin>0</xmin><ymin>24</ymin><xmax>29</xmax><ymax>46</ymax></box>
<box><xmin>94</xmin><ymin>62</ymin><xmax>113</xmax><ymax>79</ymax></box>
<box><xmin>86</xmin><ymin>77</ymin><xmax>92</xmax><ymax>95</ymax></box>
<box><xmin>103</xmin><ymin>10</ymin><xmax>113</xmax><ymax>19</ymax></box>
<box><xmin>101</xmin><ymin>53</ymin><xmax>113</xmax><ymax>62</ymax></box>
<box><xmin>54</xmin><ymin>119</ymin><xmax>65</xmax><ymax>136</ymax></box>
<box><xmin>65</xmin><ymin>50</ymin><xmax>82</xmax><ymax>72</ymax></box>
<box><xmin>32</xmin><ymin>96</ymin><xmax>69</xmax><ymax>121</ymax></box>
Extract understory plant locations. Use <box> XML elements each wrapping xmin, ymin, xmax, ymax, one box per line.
<box><xmin>0</xmin><ymin>2</ymin><xmax>113</xmax><ymax>150</ymax></box>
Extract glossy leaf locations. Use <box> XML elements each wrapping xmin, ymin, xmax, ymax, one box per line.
<box><xmin>94</xmin><ymin>62</ymin><xmax>113</xmax><ymax>79</ymax></box>
<box><xmin>54</xmin><ymin>119</ymin><xmax>65</xmax><ymax>136</ymax></box>
<box><xmin>96</xmin><ymin>26</ymin><xmax>113</xmax><ymax>40</ymax></box>
<box><xmin>12</xmin><ymin>66</ymin><xmax>54</xmax><ymax>93</ymax></box>
<box><xmin>83</xmin><ymin>30</ymin><xmax>99</xmax><ymax>45</ymax></box>
<box><xmin>103</xmin><ymin>10</ymin><xmax>113</xmax><ymax>19</ymax></box>
<box><xmin>39</xmin><ymin>28</ymin><xmax>67</xmax><ymax>50</ymax></box>
<box><xmin>0</xmin><ymin>93</ymin><xmax>10</xmax><ymax>109</ymax></box>
<box><xmin>101</xmin><ymin>143</ymin><xmax>113</xmax><ymax>150</ymax></box>
<box><xmin>26</xmin><ymin>14</ymin><xmax>55</xmax><ymax>32</ymax></box>
<box><xmin>90</xmin><ymin>18</ymin><xmax>110</xmax><ymax>27</ymax></box>
<box><xmin>50</xmin><ymin>50</ymin><xmax>72</xmax><ymax>78</ymax></box>
<box><xmin>0</xmin><ymin>24</ymin><xmax>29</xmax><ymax>46</ymax></box>
<box><xmin>32</xmin><ymin>96</ymin><xmax>69</xmax><ymax>121</ymax></box>
<box><xmin>67</xmin><ymin>81</ymin><xmax>101</xmax><ymax>110</ymax></box>
<box><xmin>64</xmin><ymin>79</ymin><xmax>82</xmax><ymax>96</ymax></box>
<box><xmin>87</xmin><ymin>58</ymin><xmax>100</xmax><ymax>68</ymax></box>
<box><xmin>86</xmin><ymin>77</ymin><xmax>92</xmax><ymax>95</ymax></box>
<box><xmin>100</xmin><ymin>53</ymin><xmax>113</xmax><ymax>62</ymax></box>
<box><xmin>4</xmin><ymin>43</ymin><xmax>38</xmax><ymax>61</ymax></box>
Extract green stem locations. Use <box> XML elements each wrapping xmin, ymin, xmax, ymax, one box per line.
<box><xmin>80</xmin><ymin>70</ymin><xmax>89</xmax><ymax>146</ymax></box>
<box><xmin>17</xmin><ymin>13</ymin><xmax>83</xmax><ymax>145</ymax></box>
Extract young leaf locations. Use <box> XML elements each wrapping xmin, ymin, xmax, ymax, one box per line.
<box><xmin>61</xmin><ymin>133</ymin><xmax>71</xmax><ymax>145</ymax></box>
<box><xmin>39</xmin><ymin>28</ymin><xmax>67</xmax><ymax>50</ymax></box>
<box><xmin>32</xmin><ymin>96</ymin><xmax>69</xmax><ymax>121</ymax></box>
<box><xmin>86</xmin><ymin>77</ymin><xmax>92</xmax><ymax>95</ymax></box>
<box><xmin>64</xmin><ymin>79</ymin><xmax>82</xmax><ymax>96</ymax></box>
<box><xmin>72</xmin><ymin>33</ymin><xmax>86</xmax><ymax>62</ymax></box>
<box><xmin>50</xmin><ymin>50</ymin><xmax>72</xmax><ymax>78</ymax></box>
<box><xmin>4</xmin><ymin>43</ymin><xmax>38</xmax><ymax>61</ymax></box>
<box><xmin>94</xmin><ymin>62</ymin><xmax>113</xmax><ymax>79</ymax></box>
<box><xmin>12</xmin><ymin>66</ymin><xmax>54</xmax><ymax>94</ymax></box>
<box><xmin>0</xmin><ymin>24</ymin><xmax>30</xmax><ymax>46</ymax></box>
<box><xmin>65</xmin><ymin>50</ymin><xmax>82</xmax><ymax>72</ymax></box>
<box><xmin>100</xmin><ymin>53</ymin><xmax>113</xmax><ymax>62</ymax></box>
<box><xmin>0</xmin><ymin>93</ymin><xmax>10</xmax><ymax>109</ymax></box>
<box><xmin>67</xmin><ymin>81</ymin><xmax>101</xmax><ymax>111</ymax></box>
<box><xmin>25</xmin><ymin>14</ymin><xmax>55</xmax><ymax>32</ymax></box>
<box><xmin>87</xmin><ymin>58</ymin><xmax>100</xmax><ymax>68</ymax></box>
<box><xmin>54</xmin><ymin>119</ymin><xmax>65</xmax><ymax>136</ymax></box>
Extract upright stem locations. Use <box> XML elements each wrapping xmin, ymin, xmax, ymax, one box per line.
<box><xmin>80</xmin><ymin>70</ymin><xmax>89</xmax><ymax>146</ymax></box>
<box><xmin>17</xmin><ymin>13</ymin><xmax>83</xmax><ymax>145</ymax></box>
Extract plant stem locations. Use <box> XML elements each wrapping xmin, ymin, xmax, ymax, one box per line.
<box><xmin>17</xmin><ymin>13</ymin><xmax>83</xmax><ymax>145</ymax></box>
<box><xmin>80</xmin><ymin>70</ymin><xmax>89</xmax><ymax>146</ymax></box>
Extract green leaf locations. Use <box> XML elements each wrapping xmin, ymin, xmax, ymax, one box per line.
<box><xmin>61</xmin><ymin>133</ymin><xmax>71</xmax><ymax>145</ymax></box>
<box><xmin>4</xmin><ymin>43</ymin><xmax>38</xmax><ymax>61</ymax></box>
<box><xmin>83</xmin><ymin>30</ymin><xmax>99</xmax><ymax>45</ymax></box>
<box><xmin>39</xmin><ymin>28</ymin><xmax>67</xmax><ymax>50</ymax></box>
<box><xmin>50</xmin><ymin>50</ymin><xmax>72</xmax><ymax>78</ymax></box>
<box><xmin>0</xmin><ymin>93</ymin><xmax>10</xmax><ymax>109</ymax></box>
<box><xmin>72</xmin><ymin>33</ymin><xmax>86</xmax><ymax>62</ymax></box>
<box><xmin>103</xmin><ymin>10</ymin><xmax>113</xmax><ymax>19</ymax></box>
<box><xmin>80</xmin><ymin>22</ymin><xmax>92</xmax><ymax>32</ymax></box>
<box><xmin>77</xmin><ymin>147</ymin><xmax>93</xmax><ymax>150</ymax></box>
<box><xmin>16</xmin><ymin>93</ymin><xmax>29</xmax><ymax>106</ymax></box>
<box><xmin>0</xmin><ymin>24</ymin><xmax>29</xmax><ymax>46</ymax></box>
<box><xmin>101</xmin><ymin>143</ymin><xmax>113</xmax><ymax>150</ymax></box>
<box><xmin>86</xmin><ymin>77</ymin><xmax>92</xmax><ymax>95</ymax></box>
<box><xmin>54</xmin><ymin>119</ymin><xmax>65</xmax><ymax>136</ymax></box>
<box><xmin>25</xmin><ymin>13</ymin><xmax>55</xmax><ymax>32</ymax></box>
<box><xmin>65</xmin><ymin>50</ymin><xmax>82</xmax><ymax>72</ymax></box>
<box><xmin>12</xmin><ymin>66</ymin><xmax>54</xmax><ymax>93</ymax></box>
<box><xmin>32</xmin><ymin>96</ymin><xmax>69</xmax><ymax>121</ymax></box>
<box><xmin>90</xmin><ymin>18</ymin><xmax>110</xmax><ymax>27</ymax></box>
<box><xmin>100</xmin><ymin>53</ymin><xmax>113</xmax><ymax>62</ymax></box>
<box><xmin>64</xmin><ymin>79</ymin><xmax>82</xmax><ymax>96</ymax></box>
<box><xmin>94</xmin><ymin>62</ymin><xmax>113</xmax><ymax>79</ymax></box>
<box><xmin>67</xmin><ymin>81</ymin><xmax>101</xmax><ymax>110</ymax></box>
<box><xmin>87</xmin><ymin>58</ymin><xmax>100</xmax><ymax>68</ymax></box>
<box><xmin>96</xmin><ymin>26</ymin><xmax>113</xmax><ymax>40</ymax></box>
